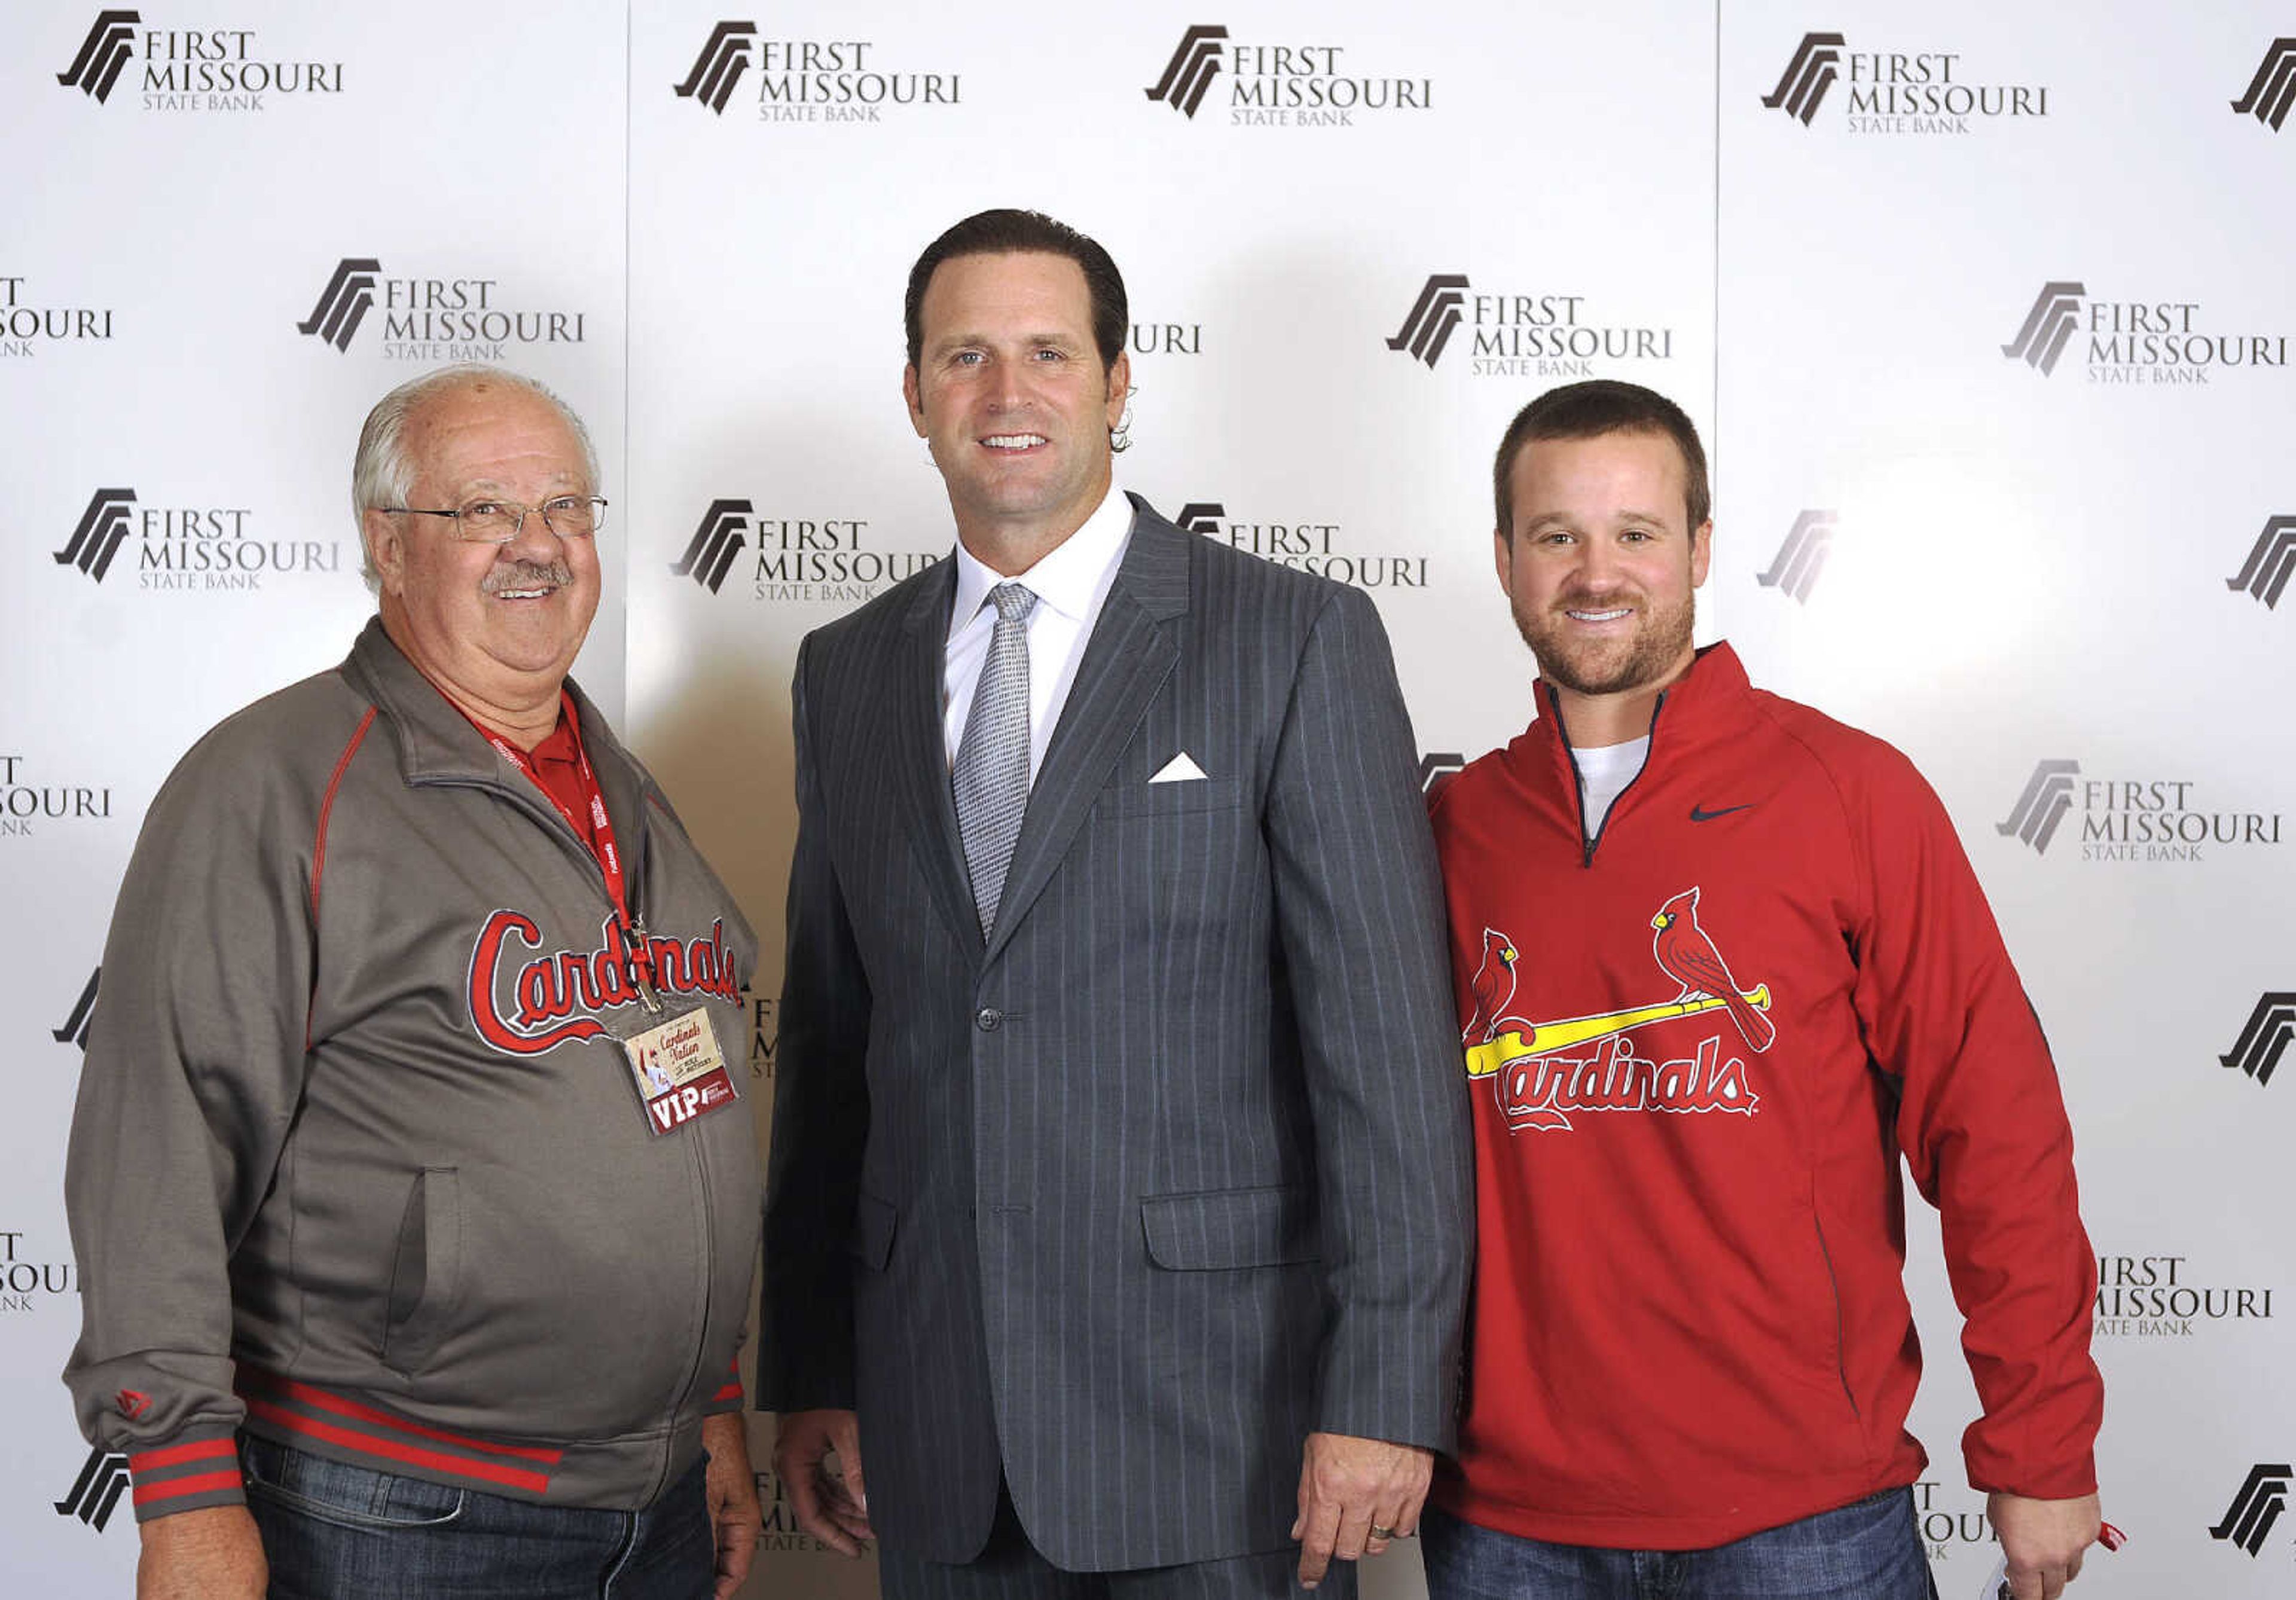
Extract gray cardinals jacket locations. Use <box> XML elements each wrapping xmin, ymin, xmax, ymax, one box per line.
<box><xmin>63</xmin><ymin>619</ymin><xmax>759</xmax><ymax>1520</ymax></box>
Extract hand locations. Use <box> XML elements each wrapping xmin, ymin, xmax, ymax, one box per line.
<box><xmin>773</xmin><ymin>1407</ymin><xmax>872</xmax><ymax>1556</ymax></box>
<box><xmin>1290</xmin><ymin>1431</ymin><xmax>1433</xmax><ymax>1590</ymax></box>
<box><xmin>701</xmin><ymin>1413</ymin><xmax>762</xmax><ymax>1599</ymax></box>
<box><xmin>1989</xmin><ymin>1491</ymin><xmax>2102</xmax><ymax>1600</ymax></box>
<box><xmin>137</xmin><ymin>1504</ymin><xmax>267</xmax><ymax>1600</ymax></box>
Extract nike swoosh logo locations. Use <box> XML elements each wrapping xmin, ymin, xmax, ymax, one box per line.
<box><xmin>1690</xmin><ymin>804</ymin><xmax>1753</xmax><ymax>823</ymax></box>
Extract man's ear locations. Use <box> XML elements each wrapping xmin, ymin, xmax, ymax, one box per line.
<box><xmin>1104</xmin><ymin>350</ymin><xmax>1132</xmax><ymax>429</ymax></box>
<box><xmin>364</xmin><ymin>508</ymin><xmax>405</xmax><ymax>593</ymax></box>
<box><xmin>903</xmin><ymin>365</ymin><xmax>927</xmax><ymax>438</ymax></box>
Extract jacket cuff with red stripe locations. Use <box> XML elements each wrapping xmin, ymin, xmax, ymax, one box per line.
<box><xmin>704</xmin><ymin>1358</ymin><xmax>746</xmax><ymax>1416</ymax></box>
<box><xmin>129</xmin><ymin>1428</ymin><xmax>245</xmax><ymax>1522</ymax></box>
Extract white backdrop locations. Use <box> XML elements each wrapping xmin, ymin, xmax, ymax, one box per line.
<box><xmin>4</xmin><ymin>2</ymin><xmax>2291</xmax><ymax>1595</ymax></box>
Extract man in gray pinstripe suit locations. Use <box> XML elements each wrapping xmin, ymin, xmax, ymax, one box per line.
<box><xmin>762</xmin><ymin>209</ymin><xmax>1471</xmax><ymax>1599</ymax></box>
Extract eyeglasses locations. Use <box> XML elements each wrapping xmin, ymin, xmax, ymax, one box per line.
<box><xmin>378</xmin><ymin>496</ymin><xmax>609</xmax><ymax>543</ymax></box>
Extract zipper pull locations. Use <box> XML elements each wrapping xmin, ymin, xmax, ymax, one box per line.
<box><xmin>628</xmin><ymin>918</ymin><xmax>665</xmax><ymax>1015</ymax></box>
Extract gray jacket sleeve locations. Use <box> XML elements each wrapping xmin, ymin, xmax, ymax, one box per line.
<box><xmin>1265</xmin><ymin>585</ymin><xmax>1474</xmax><ymax>1452</ymax></box>
<box><xmin>62</xmin><ymin>717</ymin><xmax>320</xmax><ymax>1519</ymax></box>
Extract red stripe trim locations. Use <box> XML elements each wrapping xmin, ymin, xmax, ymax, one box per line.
<box><xmin>711</xmin><ymin>1383</ymin><xmax>742</xmax><ymax>1402</ymax></box>
<box><xmin>311</xmin><ymin>707</ymin><xmax>377</xmax><ymax>924</ymax></box>
<box><xmin>241</xmin><ymin>1373</ymin><xmax>563</xmax><ymax>1464</ymax></box>
<box><xmin>133</xmin><ymin>1468</ymin><xmax>242</xmax><ymax>1506</ymax></box>
<box><xmin>307</xmin><ymin>707</ymin><xmax>377</xmax><ymax>1054</ymax></box>
<box><xmin>245</xmin><ymin>1398</ymin><xmax>552</xmax><ymax>1494</ymax></box>
<box><xmin>129</xmin><ymin>1438</ymin><xmax>236</xmax><ymax>1472</ymax></box>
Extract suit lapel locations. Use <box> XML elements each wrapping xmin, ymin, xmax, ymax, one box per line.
<box><xmin>888</xmin><ymin>558</ymin><xmax>982</xmax><ymax>953</ymax></box>
<box><xmin>983</xmin><ymin>502</ymin><xmax>1190</xmax><ymax>964</ymax></box>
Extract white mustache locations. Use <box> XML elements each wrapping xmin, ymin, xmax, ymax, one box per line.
<box><xmin>481</xmin><ymin>560</ymin><xmax>573</xmax><ymax>594</ymax></box>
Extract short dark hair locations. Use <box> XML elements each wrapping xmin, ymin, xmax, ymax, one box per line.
<box><xmin>1492</xmin><ymin>380</ymin><xmax>1711</xmax><ymax>539</ymax></box>
<box><xmin>903</xmin><ymin>208</ymin><xmax>1128</xmax><ymax>372</ymax></box>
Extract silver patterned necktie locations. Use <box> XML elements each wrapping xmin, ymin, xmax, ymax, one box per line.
<box><xmin>952</xmin><ymin>582</ymin><xmax>1038</xmax><ymax>938</ymax></box>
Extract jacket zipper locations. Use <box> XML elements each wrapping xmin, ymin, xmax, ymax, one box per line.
<box><xmin>658</xmin><ymin>1137</ymin><xmax>719</xmax><ymax>1498</ymax></box>
<box><xmin>1546</xmin><ymin>685</ymin><xmax>1669</xmax><ymax>869</ymax></box>
<box><xmin>429</xmin><ymin>773</ymin><xmax>648</xmax><ymax>930</ymax></box>
<box><xmin>432</xmin><ymin>769</ymin><xmax>721</xmax><ymax>1491</ymax></box>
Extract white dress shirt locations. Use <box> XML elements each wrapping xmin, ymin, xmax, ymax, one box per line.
<box><xmin>942</xmin><ymin>484</ymin><xmax>1134</xmax><ymax>783</ymax></box>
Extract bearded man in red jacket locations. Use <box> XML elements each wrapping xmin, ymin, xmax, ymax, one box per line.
<box><xmin>1424</xmin><ymin>380</ymin><xmax>2105</xmax><ymax>1600</ymax></box>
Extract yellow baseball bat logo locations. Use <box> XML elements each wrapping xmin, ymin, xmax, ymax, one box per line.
<box><xmin>1465</xmin><ymin>986</ymin><xmax>1773</xmax><ymax>1079</ymax></box>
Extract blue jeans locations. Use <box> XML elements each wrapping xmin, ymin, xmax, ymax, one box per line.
<box><xmin>1422</xmin><ymin>1488</ymin><xmax>1938</xmax><ymax>1600</ymax></box>
<box><xmin>240</xmin><ymin>1434</ymin><xmax>715</xmax><ymax>1599</ymax></box>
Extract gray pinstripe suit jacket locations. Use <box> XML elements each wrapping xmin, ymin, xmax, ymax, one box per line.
<box><xmin>762</xmin><ymin>497</ymin><xmax>1471</xmax><ymax>1572</ymax></box>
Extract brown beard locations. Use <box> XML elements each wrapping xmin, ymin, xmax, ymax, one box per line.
<box><xmin>1514</xmin><ymin>584</ymin><xmax>1696</xmax><ymax>700</ymax></box>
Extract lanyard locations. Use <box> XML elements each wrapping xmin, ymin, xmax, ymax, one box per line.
<box><xmin>478</xmin><ymin>691</ymin><xmax>663</xmax><ymax>1013</ymax></box>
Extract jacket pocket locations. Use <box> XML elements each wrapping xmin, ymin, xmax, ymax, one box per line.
<box><xmin>381</xmin><ymin>1168</ymin><xmax>461</xmax><ymax>1376</ymax></box>
<box><xmin>1141</xmin><ymin>1184</ymin><xmax>1320</xmax><ymax>1271</ymax></box>
<box><xmin>1809</xmin><ymin>1208</ymin><xmax>1861</xmax><ymax>1420</ymax></box>
<box><xmin>848</xmin><ymin>1191</ymin><xmax>896</xmax><ymax>1272</ymax></box>
<box><xmin>1094</xmin><ymin>778</ymin><xmax>1243</xmax><ymax>819</ymax></box>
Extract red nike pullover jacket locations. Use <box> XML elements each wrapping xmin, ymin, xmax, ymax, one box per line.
<box><xmin>1428</xmin><ymin>643</ymin><xmax>2102</xmax><ymax>1550</ymax></box>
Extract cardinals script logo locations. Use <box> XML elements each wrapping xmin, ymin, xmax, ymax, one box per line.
<box><xmin>1464</xmin><ymin>887</ymin><xmax>1775</xmax><ymax>1134</ymax></box>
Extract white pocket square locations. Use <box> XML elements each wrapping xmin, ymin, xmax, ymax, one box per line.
<box><xmin>1149</xmin><ymin>752</ymin><xmax>1209</xmax><ymax>784</ymax></box>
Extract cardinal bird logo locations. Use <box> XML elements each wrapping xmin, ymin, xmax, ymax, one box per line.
<box><xmin>1465</xmin><ymin>929</ymin><xmax>1519</xmax><ymax>1044</ymax></box>
<box><xmin>1651</xmin><ymin>888</ymin><xmax>1775</xmax><ymax>1053</ymax></box>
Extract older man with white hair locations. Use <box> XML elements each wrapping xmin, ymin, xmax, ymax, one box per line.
<box><xmin>64</xmin><ymin>365</ymin><xmax>762</xmax><ymax>1600</ymax></box>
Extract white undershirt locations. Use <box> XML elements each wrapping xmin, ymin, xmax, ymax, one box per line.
<box><xmin>1573</xmin><ymin>736</ymin><xmax>1650</xmax><ymax>838</ymax></box>
<box><xmin>942</xmin><ymin>484</ymin><xmax>1132</xmax><ymax>784</ymax></box>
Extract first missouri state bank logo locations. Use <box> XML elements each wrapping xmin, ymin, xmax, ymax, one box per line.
<box><xmin>2003</xmin><ymin>280</ymin><xmax>2288</xmax><ymax>384</ymax></box>
<box><xmin>1174</xmin><ymin>500</ymin><xmax>1426</xmax><ymax>593</ymax></box>
<box><xmin>2222</xmin><ymin>996</ymin><xmax>2295</xmax><ymax>1089</ymax></box>
<box><xmin>1464</xmin><ymin>889</ymin><xmax>1773</xmax><ymax>1134</ymax></box>
<box><xmin>670</xmin><ymin>499</ymin><xmax>933</xmax><ymax>603</ymax></box>
<box><xmin>1388</xmin><ymin>276</ymin><xmax>1470</xmax><ymax>367</ymax></box>
<box><xmin>669</xmin><ymin>19</ymin><xmax>957</xmax><ymax>121</ymax></box>
<box><xmin>1998</xmin><ymin>759</ymin><xmax>2284</xmax><ymax>862</ymax></box>
<box><xmin>1762</xmin><ymin>33</ymin><xmax>1845</xmax><ymax>123</ymax></box>
<box><xmin>1759</xmin><ymin>30</ymin><xmax>2045</xmax><ymax>133</ymax></box>
<box><xmin>1996</xmin><ymin>760</ymin><xmax>2080</xmax><ymax>853</ymax></box>
<box><xmin>1146</xmin><ymin>25</ymin><xmax>1227</xmax><ymax>117</ymax></box>
<box><xmin>297</xmin><ymin>258</ymin><xmax>379</xmax><ymax>351</ymax></box>
<box><xmin>54</xmin><ymin>1446</ymin><xmax>130</xmax><ymax>1531</ymax></box>
<box><xmin>295</xmin><ymin>258</ymin><xmax>587</xmax><ymax>359</ymax></box>
<box><xmin>674</xmin><ymin>22</ymin><xmax>754</xmax><ymax>113</ymax></box>
<box><xmin>671</xmin><ymin>499</ymin><xmax>752</xmax><ymax>594</ymax></box>
<box><xmin>2228</xmin><ymin>517</ymin><xmax>2296</xmax><ymax>610</ymax></box>
<box><xmin>2002</xmin><ymin>282</ymin><xmax>2086</xmax><ymax>376</ymax></box>
<box><xmin>56</xmin><ymin>10</ymin><xmax>138</xmax><ymax>102</ymax></box>
<box><xmin>1756</xmin><ymin>510</ymin><xmax>1837</xmax><ymax>604</ymax></box>
<box><xmin>2232</xmin><ymin>39</ymin><xmax>2296</xmax><ymax>131</ymax></box>
<box><xmin>1388</xmin><ymin>273</ymin><xmax>1676</xmax><ymax>378</ymax></box>
<box><xmin>2212</xmin><ymin>1464</ymin><xmax>2291</xmax><ymax>1557</ymax></box>
<box><xmin>56</xmin><ymin>10</ymin><xmax>344</xmax><ymax>110</ymax></box>
<box><xmin>1142</xmin><ymin>25</ymin><xmax>1432</xmax><ymax>126</ymax></box>
<box><xmin>53</xmin><ymin>488</ymin><xmax>137</xmax><ymax>582</ymax></box>
<box><xmin>52</xmin><ymin>486</ymin><xmax>338</xmax><ymax>591</ymax></box>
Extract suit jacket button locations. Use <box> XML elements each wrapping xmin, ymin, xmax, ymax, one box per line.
<box><xmin>975</xmin><ymin>1007</ymin><xmax>1003</xmax><ymax>1032</ymax></box>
